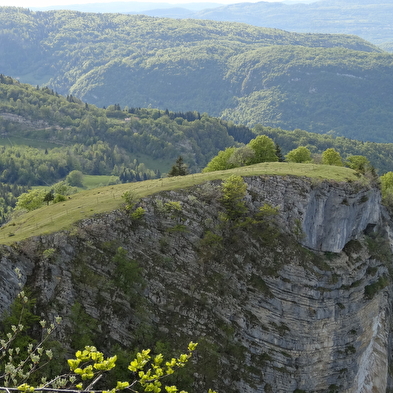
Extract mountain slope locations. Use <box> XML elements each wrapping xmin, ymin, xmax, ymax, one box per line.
<box><xmin>3</xmin><ymin>8</ymin><xmax>393</xmax><ymax>142</ymax></box>
<box><xmin>221</xmin><ymin>45</ymin><xmax>393</xmax><ymax>142</ymax></box>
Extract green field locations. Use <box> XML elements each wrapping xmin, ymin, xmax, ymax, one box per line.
<box><xmin>0</xmin><ymin>163</ymin><xmax>362</xmax><ymax>245</ymax></box>
<box><xmin>0</xmin><ymin>135</ymin><xmax>65</xmax><ymax>149</ymax></box>
<box><xmin>82</xmin><ymin>175</ymin><xmax>120</xmax><ymax>189</ymax></box>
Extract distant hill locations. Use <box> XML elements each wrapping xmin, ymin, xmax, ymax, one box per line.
<box><xmin>31</xmin><ymin>2</ymin><xmax>221</xmax><ymax>13</ymax></box>
<box><xmin>144</xmin><ymin>0</ymin><xmax>393</xmax><ymax>46</ymax></box>
<box><xmin>1</xmin><ymin>7</ymin><xmax>393</xmax><ymax>143</ymax></box>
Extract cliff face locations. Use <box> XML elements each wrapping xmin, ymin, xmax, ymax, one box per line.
<box><xmin>0</xmin><ymin>176</ymin><xmax>392</xmax><ymax>393</ymax></box>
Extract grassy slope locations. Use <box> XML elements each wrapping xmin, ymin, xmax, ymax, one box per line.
<box><xmin>0</xmin><ymin>163</ymin><xmax>361</xmax><ymax>245</ymax></box>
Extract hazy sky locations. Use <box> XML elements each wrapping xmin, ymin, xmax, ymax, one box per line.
<box><xmin>0</xmin><ymin>0</ymin><xmax>284</xmax><ymax>6</ymax></box>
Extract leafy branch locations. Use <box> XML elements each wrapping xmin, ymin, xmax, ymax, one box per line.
<box><xmin>0</xmin><ymin>269</ymin><xmax>217</xmax><ymax>393</ymax></box>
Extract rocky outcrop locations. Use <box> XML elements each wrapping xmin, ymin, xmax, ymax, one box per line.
<box><xmin>0</xmin><ymin>175</ymin><xmax>391</xmax><ymax>393</ymax></box>
<box><xmin>0</xmin><ymin>112</ymin><xmax>49</xmax><ymax>129</ymax></box>
<box><xmin>244</xmin><ymin>176</ymin><xmax>381</xmax><ymax>252</ymax></box>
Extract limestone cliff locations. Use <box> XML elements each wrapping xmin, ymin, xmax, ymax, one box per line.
<box><xmin>0</xmin><ymin>175</ymin><xmax>392</xmax><ymax>393</ymax></box>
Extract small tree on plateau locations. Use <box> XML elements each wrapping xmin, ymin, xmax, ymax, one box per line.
<box><xmin>321</xmin><ymin>148</ymin><xmax>343</xmax><ymax>166</ymax></box>
<box><xmin>15</xmin><ymin>189</ymin><xmax>46</xmax><ymax>212</ymax></box>
<box><xmin>202</xmin><ymin>147</ymin><xmax>236</xmax><ymax>173</ymax></box>
<box><xmin>285</xmin><ymin>146</ymin><xmax>312</xmax><ymax>163</ymax></box>
<box><xmin>247</xmin><ymin>135</ymin><xmax>278</xmax><ymax>164</ymax></box>
<box><xmin>346</xmin><ymin>155</ymin><xmax>372</xmax><ymax>174</ymax></box>
<box><xmin>167</xmin><ymin>156</ymin><xmax>189</xmax><ymax>177</ymax></box>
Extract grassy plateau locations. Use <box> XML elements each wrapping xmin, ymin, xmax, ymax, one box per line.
<box><xmin>0</xmin><ymin>163</ymin><xmax>362</xmax><ymax>245</ymax></box>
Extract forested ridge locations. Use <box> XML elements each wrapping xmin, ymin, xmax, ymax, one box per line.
<box><xmin>0</xmin><ymin>74</ymin><xmax>243</xmax><ymax>182</ymax></box>
<box><xmin>2</xmin><ymin>7</ymin><xmax>393</xmax><ymax>142</ymax></box>
<box><xmin>170</xmin><ymin>0</ymin><xmax>393</xmax><ymax>46</ymax></box>
<box><xmin>3</xmin><ymin>74</ymin><xmax>393</xmax><ymax>181</ymax></box>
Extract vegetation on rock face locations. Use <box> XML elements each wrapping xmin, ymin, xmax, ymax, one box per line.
<box><xmin>0</xmin><ymin>277</ymin><xmax>214</xmax><ymax>393</ymax></box>
<box><xmin>220</xmin><ymin>175</ymin><xmax>248</xmax><ymax>221</ymax></box>
<box><xmin>380</xmin><ymin>172</ymin><xmax>393</xmax><ymax>208</ymax></box>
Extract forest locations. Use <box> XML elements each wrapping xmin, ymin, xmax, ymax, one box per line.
<box><xmin>1</xmin><ymin>7</ymin><xmax>393</xmax><ymax>142</ymax></box>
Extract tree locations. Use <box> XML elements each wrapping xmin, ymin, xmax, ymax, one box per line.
<box><xmin>43</xmin><ymin>190</ymin><xmax>55</xmax><ymax>205</ymax></box>
<box><xmin>285</xmin><ymin>146</ymin><xmax>312</xmax><ymax>163</ymax></box>
<box><xmin>220</xmin><ymin>175</ymin><xmax>248</xmax><ymax>221</ymax></box>
<box><xmin>15</xmin><ymin>189</ymin><xmax>46</xmax><ymax>212</ymax></box>
<box><xmin>227</xmin><ymin>146</ymin><xmax>255</xmax><ymax>167</ymax></box>
<box><xmin>66</xmin><ymin>170</ymin><xmax>84</xmax><ymax>187</ymax></box>
<box><xmin>346</xmin><ymin>155</ymin><xmax>371</xmax><ymax>174</ymax></box>
<box><xmin>321</xmin><ymin>148</ymin><xmax>343</xmax><ymax>166</ymax></box>
<box><xmin>247</xmin><ymin>135</ymin><xmax>278</xmax><ymax>164</ymax></box>
<box><xmin>380</xmin><ymin>172</ymin><xmax>393</xmax><ymax>198</ymax></box>
<box><xmin>167</xmin><ymin>156</ymin><xmax>188</xmax><ymax>177</ymax></box>
<box><xmin>202</xmin><ymin>147</ymin><xmax>236</xmax><ymax>173</ymax></box>
<box><xmin>275</xmin><ymin>143</ymin><xmax>284</xmax><ymax>162</ymax></box>
<box><xmin>52</xmin><ymin>181</ymin><xmax>78</xmax><ymax>196</ymax></box>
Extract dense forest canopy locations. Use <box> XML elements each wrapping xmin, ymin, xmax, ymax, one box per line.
<box><xmin>0</xmin><ymin>75</ymin><xmax>240</xmax><ymax>183</ymax></box>
<box><xmin>2</xmin><ymin>7</ymin><xmax>393</xmax><ymax>143</ymax></box>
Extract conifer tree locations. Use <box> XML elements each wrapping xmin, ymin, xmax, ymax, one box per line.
<box><xmin>167</xmin><ymin>156</ymin><xmax>188</xmax><ymax>177</ymax></box>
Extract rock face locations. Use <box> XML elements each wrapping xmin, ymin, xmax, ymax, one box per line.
<box><xmin>0</xmin><ymin>175</ymin><xmax>392</xmax><ymax>393</ymax></box>
<box><xmin>245</xmin><ymin>176</ymin><xmax>381</xmax><ymax>252</ymax></box>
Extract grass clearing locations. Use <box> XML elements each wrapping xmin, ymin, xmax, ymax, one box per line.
<box><xmin>82</xmin><ymin>175</ymin><xmax>120</xmax><ymax>189</ymax></box>
<box><xmin>133</xmin><ymin>152</ymin><xmax>173</xmax><ymax>173</ymax></box>
<box><xmin>0</xmin><ymin>163</ymin><xmax>362</xmax><ymax>245</ymax></box>
<box><xmin>0</xmin><ymin>135</ymin><xmax>64</xmax><ymax>149</ymax></box>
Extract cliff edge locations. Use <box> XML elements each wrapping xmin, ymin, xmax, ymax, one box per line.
<box><xmin>0</xmin><ymin>175</ymin><xmax>391</xmax><ymax>393</ymax></box>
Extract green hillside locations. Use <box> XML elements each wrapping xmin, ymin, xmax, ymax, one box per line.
<box><xmin>0</xmin><ymin>75</ymin><xmax>240</xmax><ymax>184</ymax></box>
<box><xmin>2</xmin><ymin>7</ymin><xmax>393</xmax><ymax>142</ymax></box>
<box><xmin>3</xmin><ymin>74</ymin><xmax>393</xmax><ymax>182</ymax></box>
